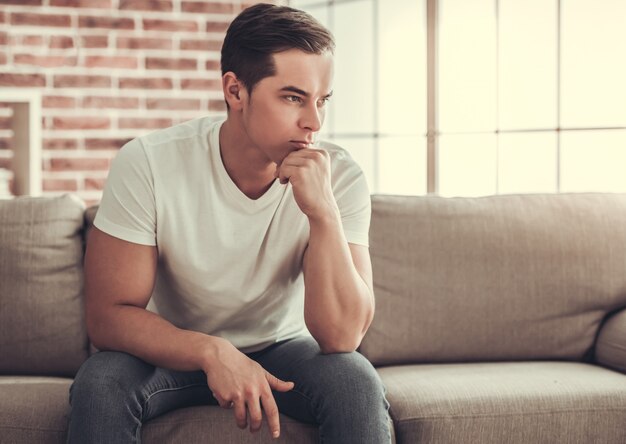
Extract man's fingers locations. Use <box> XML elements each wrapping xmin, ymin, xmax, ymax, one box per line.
<box><xmin>266</xmin><ymin>372</ymin><xmax>295</xmax><ymax>392</ymax></box>
<box><xmin>247</xmin><ymin>397</ymin><xmax>264</xmax><ymax>433</ymax></box>
<box><xmin>261</xmin><ymin>390</ymin><xmax>282</xmax><ymax>439</ymax></box>
<box><xmin>233</xmin><ymin>397</ymin><xmax>247</xmax><ymax>429</ymax></box>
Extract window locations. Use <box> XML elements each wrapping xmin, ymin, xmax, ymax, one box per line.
<box><xmin>290</xmin><ymin>0</ymin><xmax>626</xmax><ymax>196</ymax></box>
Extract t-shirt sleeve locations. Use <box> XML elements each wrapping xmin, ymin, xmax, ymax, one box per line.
<box><xmin>93</xmin><ymin>138</ymin><xmax>157</xmax><ymax>246</ymax></box>
<box><xmin>331</xmin><ymin>149</ymin><xmax>372</xmax><ymax>247</ymax></box>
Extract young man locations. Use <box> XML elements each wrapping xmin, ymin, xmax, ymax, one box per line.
<box><xmin>67</xmin><ymin>4</ymin><xmax>391</xmax><ymax>443</ymax></box>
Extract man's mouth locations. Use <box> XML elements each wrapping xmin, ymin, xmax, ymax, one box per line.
<box><xmin>290</xmin><ymin>140</ymin><xmax>313</xmax><ymax>149</ymax></box>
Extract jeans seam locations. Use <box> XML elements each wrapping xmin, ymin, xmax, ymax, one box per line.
<box><xmin>144</xmin><ymin>382</ymin><xmax>208</xmax><ymax>405</ymax></box>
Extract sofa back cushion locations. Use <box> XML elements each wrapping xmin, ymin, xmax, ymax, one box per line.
<box><xmin>359</xmin><ymin>193</ymin><xmax>626</xmax><ymax>366</ymax></box>
<box><xmin>0</xmin><ymin>195</ymin><xmax>89</xmax><ymax>376</ymax></box>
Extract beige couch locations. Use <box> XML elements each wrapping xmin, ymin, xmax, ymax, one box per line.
<box><xmin>1</xmin><ymin>193</ymin><xmax>625</xmax><ymax>443</ymax></box>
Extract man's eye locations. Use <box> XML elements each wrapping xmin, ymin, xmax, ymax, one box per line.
<box><xmin>286</xmin><ymin>96</ymin><xmax>303</xmax><ymax>103</ymax></box>
<box><xmin>318</xmin><ymin>97</ymin><xmax>330</xmax><ymax>107</ymax></box>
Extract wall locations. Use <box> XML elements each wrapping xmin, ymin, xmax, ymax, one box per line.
<box><xmin>0</xmin><ymin>0</ymin><xmax>282</xmax><ymax>205</ymax></box>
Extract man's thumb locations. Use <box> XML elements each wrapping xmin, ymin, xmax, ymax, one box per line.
<box><xmin>267</xmin><ymin>373</ymin><xmax>295</xmax><ymax>391</ymax></box>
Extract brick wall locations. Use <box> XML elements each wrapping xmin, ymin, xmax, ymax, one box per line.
<box><xmin>0</xmin><ymin>0</ymin><xmax>284</xmax><ymax>206</ymax></box>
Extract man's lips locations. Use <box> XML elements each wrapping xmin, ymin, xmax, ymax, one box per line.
<box><xmin>290</xmin><ymin>140</ymin><xmax>313</xmax><ymax>149</ymax></box>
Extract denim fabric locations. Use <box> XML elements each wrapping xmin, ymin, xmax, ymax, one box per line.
<box><xmin>67</xmin><ymin>336</ymin><xmax>392</xmax><ymax>443</ymax></box>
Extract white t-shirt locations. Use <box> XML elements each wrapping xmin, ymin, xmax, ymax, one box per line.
<box><xmin>94</xmin><ymin>116</ymin><xmax>371</xmax><ymax>353</ymax></box>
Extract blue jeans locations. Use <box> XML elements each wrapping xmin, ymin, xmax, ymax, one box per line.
<box><xmin>67</xmin><ymin>336</ymin><xmax>392</xmax><ymax>443</ymax></box>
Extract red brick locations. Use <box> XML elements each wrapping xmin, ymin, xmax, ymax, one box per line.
<box><xmin>50</xmin><ymin>0</ymin><xmax>111</xmax><ymax>7</ymax></box>
<box><xmin>146</xmin><ymin>57</ymin><xmax>196</xmax><ymax>70</ymax></box>
<box><xmin>43</xmin><ymin>178</ymin><xmax>78</xmax><ymax>192</ymax></box>
<box><xmin>44</xmin><ymin>138</ymin><xmax>78</xmax><ymax>150</ymax></box>
<box><xmin>119</xmin><ymin>0</ymin><xmax>172</xmax><ymax>11</ymax></box>
<box><xmin>11</xmin><ymin>35</ymin><xmax>44</xmax><ymax>46</ymax></box>
<box><xmin>14</xmin><ymin>54</ymin><xmax>78</xmax><ymax>68</ymax></box>
<box><xmin>143</xmin><ymin>19</ymin><xmax>197</xmax><ymax>32</ymax></box>
<box><xmin>119</xmin><ymin>77</ymin><xmax>172</xmax><ymax>89</ymax></box>
<box><xmin>0</xmin><ymin>32</ymin><xmax>7</xmax><ymax>46</ymax></box>
<box><xmin>83</xmin><ymin>96</ymin><xmax>139</xmax><ymax>109</ymax></box>
<box><xmin>2</xmin><ymin>0</ymin><xmax>42</xmax><ymax>5</ymax></box>
<box><xmin>49</xmin><ymin>35</ymin><xmax>74</xmax><ymax>49</ymax></box>
<box><xmin>180</xmin><ymin>38</ymin><xmax>222</xmax><ymax>51</ymax></box>
<box><xmin>85</xmin><ymin>138</ymin><xmax>132</xmax><ymax>150</ymax></box>
<box><xmin>0</xmin><ymin>73</ymin><xmax>46</xmax><ymax>87</ymax></box>
<box><xmin>43</xmin><ymin>95</ymin><xmax>77</xmax><ymax>108</ymax></box>
<box><xmin>81</xmin><ymin>35</ymin><xmax>108</xmax><ymax>48</ymax></box>
<box><xmin>54</xmin><ymin>75</ymin><xmax>111</xmax><ymax>88</ymax></box>
<box><xmin>117</xmin><ymin>37</ymin><xmax>171</xmax><ymax>50</ymax></box>
<box><xmin>118</xmin><ymin>117</ymin><xmax>172</xmax><ymax>129</ymax></box>
<box><xmin>0</xmin><ymin>138</ymin><xmax>12</xmax><ymax>150</ymax></box>
<box><xmin>84</xmin><ymin>177</ymin><xmax>106</xmax><ymax>190</ymax></box>
<box><xmin>52</xmin><ymin>116</ymin><xmax>110</xmax><ymax>130</ymax></box>
<box><xmin>181</xmin><ymin>78</ymin><xmax>222</xmax><ymax>91</ymax></box>
<box><xmin>11</xmin><ymin>12</ymin><xmax>71</xmax><ymax>27</ymax></box>
<box><xmin>48</xmin><ymin>157</ymin><xmax>110</xmax><ymax>171</ymax></box>
<box><xmin>205</xmin><ymin>21</ymin><xmax>230</xmax><ymax>33</ymax></box>
<box><xmin>146</xmin><ymin>98</ymin><xmax>201</xmax><ymax>110</ymax></box>
<box><xmin>0</xmin><ymin>117</ymin><xmax>11</xmax><ymax>130</ymax></box>
<box><xmin>0</xmin><ymin>53</ymin><xmax>6</xmax><ymax>65</ymax></box>
<box><xmin>208</xmin><ymin>99</ymin><xmax>226</xmax><ymax>112</ymax></box>
<box><xmin>0</xmin><ymin>12</ymin><xmax>4</xmax><ymax>24</ymax></box>
<box><xmin>181</xmin><ymin>1</ymin><xmax>234</xmax><ymax>14</ymax></box>
<box><xmin>84</xmin><ymin>56</ymin><xmax>137</xmax><ymax>69</ymax></box>
<box><xmin>80</xmin><ymin>16</ymin><xmax>134</xmax><ymax>30</ymax></box>
<box><xmin>205</xmin><ymin>59</ymin><xmax>220</xmax><ymax>71</ymax></box>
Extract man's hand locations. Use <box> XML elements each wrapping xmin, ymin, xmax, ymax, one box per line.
<box><xmin>203</xmin><ymin>338</ymin><xmax>295</xmax><ymax>439</ymax></box>
<box><xmin>275</xmin><ymin>147</ymin><xmax>338</xmax><ymax>221</ymax></box>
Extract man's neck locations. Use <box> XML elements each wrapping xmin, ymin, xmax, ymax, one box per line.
<box><xmin>218</xmin><ymin>118</ymin><xmax>277</xmax><ymax>200</ymax></box>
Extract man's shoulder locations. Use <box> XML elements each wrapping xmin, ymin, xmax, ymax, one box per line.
<box><xmin>136</xmin><ymin>115</ymin><xmax>224</xmax><ymax>149</ymax></box>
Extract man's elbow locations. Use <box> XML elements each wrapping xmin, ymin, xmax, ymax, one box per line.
<box><xmin>318</xmin><ymin>334</ymin><xmax>364</xmax><ymax>354</ymax></box>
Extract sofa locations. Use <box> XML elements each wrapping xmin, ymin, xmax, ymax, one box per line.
<box><xmin>1</xmin><ymin>192</ymin><xmax>625</xmax><ymax>443</ymax></box>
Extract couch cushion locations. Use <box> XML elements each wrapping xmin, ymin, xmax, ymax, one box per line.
<box><xmin>378</xmin><ymin>361</ymin><xmax>626</xmax><ymax>444</ymax></box>
<box><xmin>0</xmin><ymin>376</ymin><xmax>72</xmax><ymax>444</ymax></box>
<box><xmin>360</xmin><ymin>193</ymin><xmax>626</xmax><ymax>365</ymax></box>
<box><xmin>0</xmin><ymin>195</ymin><xmax>89</xmax><ymax>376</ymax></box>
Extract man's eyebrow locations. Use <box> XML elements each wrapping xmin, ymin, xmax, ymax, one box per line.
<box><xmin>279</xmin><ymin>86</ymin><xmax>334</xmax><ymax>99</ymax></box>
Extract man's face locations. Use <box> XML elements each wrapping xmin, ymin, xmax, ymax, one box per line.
<box><xmin>239</xmin><ymin>48</ymin><xmax>334</xmax><ymax>166</ymax></box>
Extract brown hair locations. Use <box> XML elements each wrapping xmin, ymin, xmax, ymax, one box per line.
<box><xmin>221</xmin><ymin>3</ymin><xmax>335</xmax><ymax>95</ymax></box>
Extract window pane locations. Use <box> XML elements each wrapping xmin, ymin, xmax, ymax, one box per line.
<box><xmin>438</xmin><ymin>134</ymin><xmax>497</xmax><ymax>196</ymax></box>
<box><xmin>561</xmin><ymin>0</ymin><xmax>626</xmax><ymax>127</ymax></box>
<box><xmin>498</xmin><ymin>132</ymin><xmax>558</xmax><ymax>194</ymax></box>
<box><xmin>439</xmin><ymin>0</ymin><xmax>496</xmax><ymax>133</ymax></box>
<box><xmin>378</xmin><ymin>136</ymin><xmax>427</xmax><ymax>195</ymax></box>
<box><xmin>560</xmin><ymin>130</ymin><xmax>626</xmax><ymax>192</ymax></box>
<box><xmin>331</xmin><ymin>137</ymin><xmax>376</xmax><ymax>192</ymax></box>
<box><xmin>377</xmin><ymin>0</ymin><xmax>427</xmax><ymax>135</ymax></box>
<box><xmin>499</xmin><ymin>0</ymin><xmax>557</xmax><ymax>130</ymax></box>
<box><xmin>332</xmin><ymin>0</ymin><xmax>374</xmax><ymax>134</ymax></box>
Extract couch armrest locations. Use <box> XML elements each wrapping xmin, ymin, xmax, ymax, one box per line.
<box><xmin>596</xmin><ymin>308</ymin><xmax>626</xmax><ymax>373</ymax></box>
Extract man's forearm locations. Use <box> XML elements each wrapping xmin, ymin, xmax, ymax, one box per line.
<box><xmin>303</xmin><ymin>211</ymin><xmax>374</xmax><ymax>353</ymax></box>
<box><xmin>88</xmin><ymin>305</ymin><xmax>223</xmax><ymax>373</ymax></box>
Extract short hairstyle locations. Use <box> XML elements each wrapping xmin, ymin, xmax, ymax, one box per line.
<box><xmin>221</xmin><ymin>3</ymin><xmax>335</xmax><ymax>95</ymax></box>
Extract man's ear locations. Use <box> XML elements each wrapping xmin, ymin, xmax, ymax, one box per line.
<box><xmin>222</xmin><ymin>72</ymin><xmax>246</xmax><ymax>111</ymax></box>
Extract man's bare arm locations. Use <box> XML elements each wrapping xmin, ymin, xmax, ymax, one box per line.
<box><xmin>84</xmin><ymin>227</ymin><xmax>293</xmax><ymax>438</ymax></box>
<box><xmin>302</xmin><ymin>215</ymin><xmax>375</xmax><ymax>354</ymax></box>
<box><xmin>84</xmin><ymin>227</ymin><xmax>222</xmax><ymax>371</ymax></box>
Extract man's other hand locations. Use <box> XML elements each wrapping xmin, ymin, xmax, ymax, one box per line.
<box><xmin>203</xmin><ymin>338</ymin><xmax>295</xmax><ymax>439</ymax></box>
<box><xmin>275</xmin><ymin>147</ymin><xmax>339</xmax><ymax>222</ymax></box>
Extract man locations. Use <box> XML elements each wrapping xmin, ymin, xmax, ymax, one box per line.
<box><xmin>67</xmin><ymin>4</ymin><xmax>391</xmax><ymax>443</ymax></box>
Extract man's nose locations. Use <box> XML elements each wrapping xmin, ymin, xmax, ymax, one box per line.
<box><xmin>300</xmin><ymin>103</ymin><xmax>322</xmax><ymax>133</ymax></box>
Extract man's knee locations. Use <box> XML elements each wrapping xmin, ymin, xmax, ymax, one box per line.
<box><xmin>70</xmin><ymin>351</ymin><xmax>150</xmax><ymax>409</ymax></box>
<box><xmin>307</xmin><ymin>351</ymin><xmax>386</xmax><ymax>401</ymax></box>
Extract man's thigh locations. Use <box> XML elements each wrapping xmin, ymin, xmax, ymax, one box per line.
<box><xmin>248</xmin><ymin>336</ymin><xmax>386</xmax><ymax>425</ymax></box>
